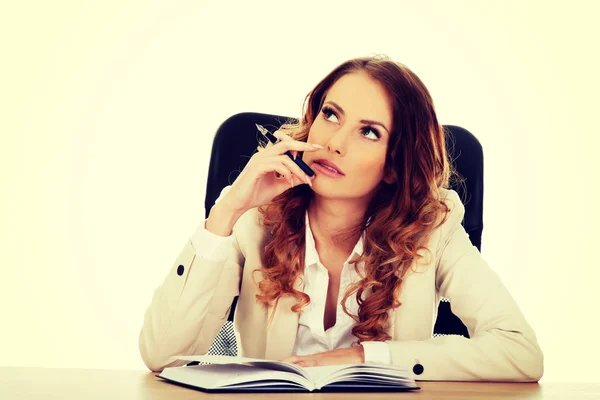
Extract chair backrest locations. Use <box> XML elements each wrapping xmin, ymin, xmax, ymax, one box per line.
<box><xmin>204</xmin><ymin>112</ymin><xmax>484</xmax><ymax>336</ymax></box>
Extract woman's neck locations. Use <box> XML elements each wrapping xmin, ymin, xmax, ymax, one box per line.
<box><xmin>307</xmin><ymin>195</ymin><xmax>366</xmax><ymax>253</ymax></box>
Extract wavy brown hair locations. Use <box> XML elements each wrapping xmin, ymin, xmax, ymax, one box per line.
<box><xmin>253</xmin><ymin>54</ymin><xmax>461</xmax><ymax>344</ymax></box>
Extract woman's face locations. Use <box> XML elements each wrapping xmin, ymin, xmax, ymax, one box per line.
<box><xmin>303</xmin><ymin>71</ymin><xmax>394</xmax><ymax>200</ymax></box>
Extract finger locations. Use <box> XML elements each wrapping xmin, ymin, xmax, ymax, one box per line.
<box><xmin>273</xmin><ymin>129</ymin><xmax>314</xmax><ymax>159</ymax></box>
<box><xmin>272</xmin><ymin>129</ymin><xmax>291</xmax><ymax>140</ymax></box>
<box><xmin>281</xmin><ymin>355</ymin><xmax>301</xmax><ymax>363</ymax></box>
<box><xmin>263</xmin><ymin>129</ymin><xmax>292</xmax><ymax>150</ymax></box>
<box><xmin>296</xmin><ymin>359</ymin><xmax>318</xmax><ymax>367</ymax></box>
<box><xmin>258</xmin><ymin>158</ymin><xmax>306</xmax><ymax>188</ymax></box>
<box><xmin>271</xmin><ymin>139</ymin><xmax>323</xmax><ymax>155</ymax></box>
<box><xmin>266</xmin><ymin>162</ymin><xmax>303</xmax><ymax>189</ymax></box>
<box><xmin>268</xmin><ymin>164</ymin><xmax>294</xmax><ymax>187</ymax></box>
<box><xmin>273</xmin><ymin>131</ymin><xmax>298</xmax><ymax>159</ymax></box>
<box><xmin>278</xmin><ymin>156</ymin><xmax>314</xmax><ymax>187</ymax></box>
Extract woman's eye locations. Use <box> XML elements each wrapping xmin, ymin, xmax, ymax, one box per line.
<box><xmin>361</xmin><ymin>128</ymin><xmax>380</xmax><ymax>140</ymax></box>
<box><xmin>322</xmin><ymin>106</ymin><xmax>338</xmax><ymax>122</ymax></box>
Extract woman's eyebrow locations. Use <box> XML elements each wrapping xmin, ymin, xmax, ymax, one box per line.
<box><xmin>324</xmin><ymin>100</ymin><xmax>390</xmax><ymax>133</ymax></box>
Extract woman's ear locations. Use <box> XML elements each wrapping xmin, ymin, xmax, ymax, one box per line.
<box><xmin>383</xmin><ymin>169</ymin><xmax>396</xmax><ymax>185</ymax></box>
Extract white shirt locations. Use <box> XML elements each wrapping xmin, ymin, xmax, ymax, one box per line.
<box><xmin>190</xmin><ymin>186</ymin><xmax>392</xmax><ymax>364</ymax></box>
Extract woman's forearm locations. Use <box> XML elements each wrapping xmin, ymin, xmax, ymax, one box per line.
<box><xmin>205</xmin><ymin>202</ymin><xmax>245</xmax><ymax>237</ymax></box>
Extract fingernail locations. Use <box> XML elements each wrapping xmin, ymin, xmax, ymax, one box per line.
<box><xmin>305</xmin><ymin>176</ymin><xmax>312</xmax><ymax>187</ymax></box>
<box><xmin>311</xmin><ymin>144</ymin><xmax>324</xmax><ymax>148</ymax></box>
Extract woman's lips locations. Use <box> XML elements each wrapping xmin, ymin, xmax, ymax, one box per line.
<box><xmin>313</xmin><ymin>162</ymin><xmax>345</xmax><ymax>177</ymax></box>
<box><xmin>314</xmin><ymin>159</ymin><xmax>344</xmax><ymax>175</ymax></box>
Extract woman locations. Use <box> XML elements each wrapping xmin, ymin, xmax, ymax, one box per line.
<box><xmin>139</xmin><ymin>55</ymin><xmax>543</xmax><ymax>381</ymax></box>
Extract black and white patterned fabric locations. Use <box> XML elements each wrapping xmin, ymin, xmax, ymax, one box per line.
<box><xmin>186</xmin><ymin>321</ymin><xmax>238</xmax><ymax>365</ymax></box>
<box><xmin>208</xmin><ymin>321</ymin><xmax>238</xmax><ymax>356</ymax></box>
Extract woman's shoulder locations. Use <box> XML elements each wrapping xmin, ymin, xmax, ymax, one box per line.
<box><xmin>436</xmin><ymin>187</ymin><xmax>466</xmax><ymax>239</ymax></box>
<box><xmin>439</xmin><ymin>187</ymin><xmax>465</xmax><ymax>216</ymax></box>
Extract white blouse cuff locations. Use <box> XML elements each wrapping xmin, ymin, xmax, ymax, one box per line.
<box><xmin>361</xmin><ymin>341</ymin><xmax>392</xmax><ymax>365</ymax></box>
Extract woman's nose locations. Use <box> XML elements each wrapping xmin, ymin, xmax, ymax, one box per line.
<box><xmin>326</xmin><ymin>129</ymin><xmax>349</xmax><ymax>156</ymax></box>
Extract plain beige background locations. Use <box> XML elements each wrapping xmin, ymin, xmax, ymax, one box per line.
<box><xmin>1</xmin><ymin>0</ymin><xmax>598</xmax><ymax>382</ymax></box>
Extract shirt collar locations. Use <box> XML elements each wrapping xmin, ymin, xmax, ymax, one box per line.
<box><xmin>304</xmin><ymin>210</ymin><xmax>369</xmax><ymax>269</ymax></box>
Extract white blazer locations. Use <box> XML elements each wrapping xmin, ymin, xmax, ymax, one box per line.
<box><xmin>138</xmin><ymin>188</ymin><xmax>544</xmax><ymax>381</ymax></box>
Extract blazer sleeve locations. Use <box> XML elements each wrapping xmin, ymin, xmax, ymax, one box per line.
<box><xmin>386</xmin><ymin>190</ymin><xmax>544</xmax><ymax>382</ymax></box>
<box><xmin>138</xmin><ymin>187</ymin><xmax>244</xmax><ymax>372</ymax></box>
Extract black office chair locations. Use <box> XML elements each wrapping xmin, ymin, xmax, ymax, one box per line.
<box><xmin>199</xmin><ymin>111</ymin><xmax>484</xmax><ymax>358</ymax></box>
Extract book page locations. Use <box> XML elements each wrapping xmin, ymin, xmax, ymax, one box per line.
<box><xmin>170</xmin><ymin>355</ymin><xmax>416</xmax><ymax>390</ymax></box>
<box><xmin>301</xmin><ymin>364</ymin><xmax>357</xmax><ymax>384</ymax></box>
<box><xmin>160</xmin><ymin>363</ymin><xmax>313</xmax><ymax>390</ymax></box>
<box><xmin>307</xmin><ymin>364</ymin><xmax>417</xmax><ymax>390</ymax></box>
<box><xmin>171</xmin><ymin>355</ymin><xmax>309</xmax><ymax>380</ymax></box>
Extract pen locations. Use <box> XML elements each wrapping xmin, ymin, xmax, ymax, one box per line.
<box><xmin>255</xmin><ymin>123</ymin><xmax>316</xmax><ymax>177</ymax></box>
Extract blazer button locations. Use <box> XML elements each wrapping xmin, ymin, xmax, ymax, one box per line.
<box><xmin>413</xmin><ymin>363</ymin><xmax>424</xmax><ymax>375</ymax></box>
<box><xmin>177</xmin><ymin>265</ymin><xmax>185</xmax><ymax>276</ymax></box>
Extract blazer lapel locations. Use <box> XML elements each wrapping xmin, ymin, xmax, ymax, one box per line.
<box><xmin>264</xmin><ymin>271</ymin><xmax>305</xmax><ymax>361</ymax></box>
<box><xmin>390</xmin><ymin>252</ymin><xmax>436</xmax><ymax>341</ymax></box>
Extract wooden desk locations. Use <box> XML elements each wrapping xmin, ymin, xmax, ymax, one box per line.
<box><xmin>1</xmin><ymin>367</ymin><xmax>597</xmax><ymax>399</ymax></box>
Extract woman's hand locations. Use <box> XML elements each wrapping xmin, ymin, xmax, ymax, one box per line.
<box><xmin>280</xmin><ymin>346</ymin><xmax>365</xmax><ymax>367</ymax></box>
<box><xmin>217</xmin><ymin>130</ymin><xmax>321</xmax><ymax>215</ymax></box>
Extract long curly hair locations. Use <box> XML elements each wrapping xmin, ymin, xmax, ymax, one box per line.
<box><xmin>254</xmin><ymin>55</ymin><xmax>461</xmax><ymax>344</ymax></box>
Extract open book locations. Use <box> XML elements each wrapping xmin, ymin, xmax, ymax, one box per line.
<box><xmin>157</xmin><ymin>355</ymin><xmax>420</xmax><ymax>393</ymax></box>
